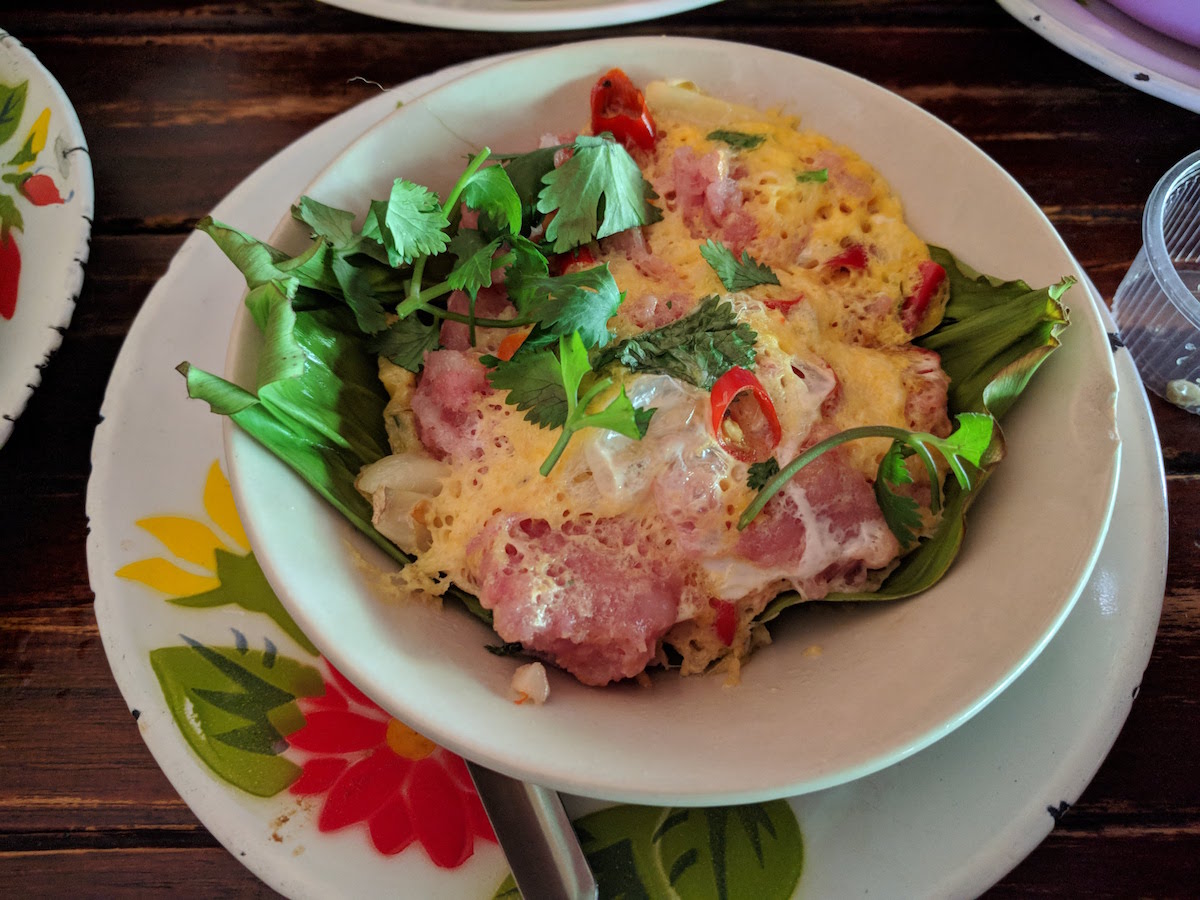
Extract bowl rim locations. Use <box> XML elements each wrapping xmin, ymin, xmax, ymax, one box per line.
<box><xmin>222</xmin><ymin>35</ymin><xmax>1122</xmax><ymax>805</ymax></box>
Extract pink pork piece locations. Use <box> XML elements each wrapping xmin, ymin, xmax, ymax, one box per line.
<box><xmin>469</xmin><ymin>515</ymin><xmax>685</xmax><ymax>686</ymax></box>
<box><xmin>410</xmin><ymin>349</ymin><xmax>493</xmax><ymax>461</ymax></box>
<box><xmin>737</xmin><ymin>447</ymin><xmax>900</xmax><ymax>593</ymax></box>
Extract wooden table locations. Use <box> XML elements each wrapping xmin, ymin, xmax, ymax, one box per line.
<box><xmin>2</xmin><ymin>1</ymin><xmax>1198</xmax><ymax>895</ymax></box>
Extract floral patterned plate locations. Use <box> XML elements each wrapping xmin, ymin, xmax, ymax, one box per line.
<box><xmin>87</xmin><ymin>56</ymin><xmax>1168</xmax><ymax>898</ymax></box>
<box><xmin>0</xmin><ymin>31</ymin><xmax>92</xmax><ymax>447</ymax></box>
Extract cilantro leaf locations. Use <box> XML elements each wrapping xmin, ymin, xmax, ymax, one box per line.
<box><xmin>368</xmin><ymin>314</ymin><xmax>441</xmax><ymax>373</ymax></box>
<box><xmin>486</xmin><ymin>348</ymin><xmax>571</xmax><ymax>429</ymax></box>
<box><xmin>707</xmin><ymin>129</ymin><xmax>765</xmax><ymax>150</ymax></box>
<box><xmin>489</xmin><ymin>332</ymin><xmax>654</xmax><ymax>474</ymax></box>
<box><xmin>795</xmin><ymin>168</ymin><xmax>829</xmax><ymax>183</ymax></box>
<box><xmin>459</xmin><ymin>164</ymin><xmax>522</xmax><ymax>235</ymax></box>
<box><xmin>873</xmin><ymin>443</ymin><xmax>922</xmax><ymax>548</ymax></box>
<box><xmin>292</xmin><ymin>196</ymin><xmax>357</xmax><ymax>250</ymax></box>
<box><xmin>500</xmin><ymin>145</ymin><xmax>561</xmax><ymax>228</ymax></box>
<box><xmin>593</xmin><ymin>295</ymin><xmax>758</xmax><ymax>390</ymax></box>
<box><xmin>447</xmin><ymin>230</ymin><xmax>504</xmax><ymax>300</ymax></box>
<box><xmin>361</xmin><ymin>179</ymin><xmax>450</xmax><ymax>267</ymax></box>
<box><xmin>504</xmin><ymin>263</ymin><xmax>623</xmax><ymax>349</ymax></box>
<box><xmin>537</xmin><ymin>134</ymin><xmax>660</xmax><ymax>252</ymax></box>
<box><xmin>700</xmin><ymin>239</ymin><xmax>781</xmax><ymax>292</ymax></box>
<box><xmin>746</xmin><ymin>457</ymin><xmax>780</xmax><ymax>490</ymax></box>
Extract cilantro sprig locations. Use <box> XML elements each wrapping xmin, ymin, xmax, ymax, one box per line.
<box><xmin>537</xmin><ymin>134</ymin><xmax>662</xmax><ymax>253</ymax></box>
<box><xmin>737</xmin><ymin>413</ymin><xmax>997</xmax><ymax>547</ymax></box>
<box><xmin>700</xmin><ymin>239</ymin><xmax>780</xmax><ymax>292</ymax></box>
<box><xmin>488</xmin><ymin>331</ymin><xmax>654</xmax><ymax>475</ymax></box>
<box><xmin>592</xmin><ymin>295</ymin><xmax>758</xmax><ymax>390</ymax></box>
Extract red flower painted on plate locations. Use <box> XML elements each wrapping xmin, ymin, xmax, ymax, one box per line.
<box><xmin>0</xmin><ymin>231</ymin><xmax>20</xmax><ymax>320</ymax></box>
<box><xmin>20</xmin><ymin>173</ymin><xmax>65</xmax><ymax>206</ymax></box>
<box><xmin>286</xmin><ymin>665</ymin><xmax>496</xmax><ymax>866</ymax></box>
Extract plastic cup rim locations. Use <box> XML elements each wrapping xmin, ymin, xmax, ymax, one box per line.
<box><xmin>1142</xmin><ymin>148</ymin><xmax>1200</xmax><ymax>330</ymax></box>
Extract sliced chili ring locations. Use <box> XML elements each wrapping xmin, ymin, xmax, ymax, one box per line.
<box><xmin>710</xmin><ymin>366</ymin><xmax>783</xmax><ymax>463</ymax></box>
<box><xmin>590</xmin><ymin>68</ymin><xmax>657</xmax><ymax>152</ymax></box>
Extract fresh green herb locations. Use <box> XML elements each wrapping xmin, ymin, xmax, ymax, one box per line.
<box><xmin>795</xmin><ymin>168</ymin><xmax>829</xmax><ymax>183</ymax></box>
<box><xmin>361</xmin><ymin>179</ymin><xmax>450</xmax><ymax>268</ymax></box>
<box><xmin>739</xmin><ymin>414</ymin><xmax>997</xmax><ymax>543</ymax></box>
<box><xmin>753</xmin><ymin>248</ymin><xmax>1069</xmax><ymax>621</ymax></box>
<box><xmin>505</xmin><ymin>263</ymin><xmax>624</xmax><ymax>350</ymax></box>
<box><xmin>537</xmin><ymin>134</ymin><xmax>661</xmax><ymax>253</ymax></box>
<box><xmin>707</xmin><ymin>129</ymin><xmax>766</xmax><ymax>151</ymax></box>
<box><xmin>368</xmin><ymin>314</ymin><xmax>441</xmax><ymax>373</ymax></box>
<box><xmin>746</xmin><ymin>457</ymin><xmax>780</xmax><ymax>490</ymax></box>
<box><xmin>489</xmin><ymin>331</ymin><xmax>654</xmax><ymax>475</ymax></box>
<box><xmin>593</xmin><ymin>295</ymin><xmax>758</xmax><ymax>390</ymax></box>
<box><xmin>700</xmin><ymin>239</ymin><xmax>781</xmax><ymax>292</ymax></box>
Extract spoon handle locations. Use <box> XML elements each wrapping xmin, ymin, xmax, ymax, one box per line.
<box><xmin>466</xmin><ymin>761</ymin><xmax>598</xmax><ymax>900</ymax></box>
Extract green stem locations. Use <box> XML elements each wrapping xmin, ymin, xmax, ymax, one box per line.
<box><xmin>737</xmin><ymin>425</ymin><xmax>924</xmax><ymax>530</ymax></box>
<box><xmin>443</xmin><ymin>147</ymin><xmax>492</xmax><ymax>217</ymax></box>
<box><xmin>395</xmin><ymin>147</ymin><xmax>493</xmax><ymax>318</ymax></box>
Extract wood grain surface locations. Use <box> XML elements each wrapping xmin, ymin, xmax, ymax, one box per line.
<box><xmin>2</xmin><ymin>1</ymin><xmax>1199</xmax><ymax>895</ymax></box>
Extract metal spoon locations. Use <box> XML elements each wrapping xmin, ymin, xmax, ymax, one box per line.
<box><xmin>466</xmin><ymin>761</ymin><xmax>598</xmax><ymax>900</ymax></box>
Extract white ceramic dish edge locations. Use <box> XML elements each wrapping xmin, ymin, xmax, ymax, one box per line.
<box><xmin>223</xmin><ymin>36</ymin><xmax>1122</xmax><ymax>806</ymax></box>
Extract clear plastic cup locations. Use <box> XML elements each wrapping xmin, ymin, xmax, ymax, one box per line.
<box><xmin>1112</xmin><ymin>149</ymin><xmax>1200</xmax><ymax>413</ymax></box>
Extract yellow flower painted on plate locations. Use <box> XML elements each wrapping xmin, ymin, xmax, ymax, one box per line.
<box><xmin>118</xmin><ymin>460</ymin><xmax>317</xmax><ymax>655</ymax></box>
<box><xmin>117</xmin><ymin>460</ymin><xmax>248</xmax><ymax>594</ymax></box>
<box><xmin>17</xmin><ymin>108</ymin><xmax>49</xmax><ymax>171</ymax></box>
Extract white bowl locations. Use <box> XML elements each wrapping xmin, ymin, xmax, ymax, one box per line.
<box><xmin>224</xmin><ymin>37</ymin><xmax>1120</xmax><ymax>806</ymax></box>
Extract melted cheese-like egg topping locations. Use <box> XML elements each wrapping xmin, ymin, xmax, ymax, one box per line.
<box><xmin>362</xmin><ymin>80</ymin><xmax>949</xmax><ymax>661</ymax></box>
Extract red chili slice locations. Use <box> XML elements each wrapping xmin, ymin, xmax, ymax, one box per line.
<box><xmin>709</xmin><ymin>598</ymin><xmax>737</xmax><ymax>647</ymax></box>
<box><xmin>900</xmin><ymin>259</ymin><xmax>947</xmax><ymax>332</ymax></box>
<box><xmin>824</xmin><ymin>243</ymin><xmax>868</xmax><ymax>270</ymax></box>
<box><xmin>762</xmin><ymin>293</ymin><xmax>805</xmax><ymax>311</ymax></box>
<box><xmin>710</xmin><ymin>366</ymin><xmax>782</xmax><ymax>463</ymax></box>
<box><xmin>550</xmin><ymin>244</ymin><xmax>597</xmax><ymax>275</ymax></box>
<box><xmin>590</xmin><ymin>68</ymin><xmax>657</xmax><ymax>152</ymax></box>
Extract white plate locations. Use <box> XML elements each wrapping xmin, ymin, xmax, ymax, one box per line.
<box><xmin>88</xmin><ymin>56</ymin><xmax>1166</xmax><ymax>898</ymax></box>
<box><xmin>317</xmin><ymin>0</ymin><xmax>721</xmax><ymax>31</ymax></box>
<box><xmin>998</xmin><ymin>0</ymin><xmax>1200</xmax><ymax>113</ymax></box>
<box><xmin>223</xmin><ymin>37</ymin><xmax>1121</xmax><ymax>805</ymax></box>
<box><xmin>0</xmin><ymin>31</ymin><xmax>92</xmax><ymax>447</ymax></box>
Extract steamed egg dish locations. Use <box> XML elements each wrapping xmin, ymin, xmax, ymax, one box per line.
<box><xmin>356</xmin><ymin>75</ymin><xmax>953</xmax><ymax>687</ymax></box>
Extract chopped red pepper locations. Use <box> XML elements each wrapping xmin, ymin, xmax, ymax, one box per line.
<box><xmin>0</xmin><ymin>230</ymin><xmax>20</xmax><ymax>320</ymax></box>
<box><xmin>550</xmin><ymin>244</ymin><xmax>597</xmax><ymax>275</ymax></box>
<box><xmin>590</xmin><ymin>68</ymin><xmax>657</xmax><ymax>152</ymax></box>
<box><xmin>495</xmin><ymin>329</ymin><xmax>529</xmax><ymax>362</ymax></box>
<box><xmin>710</xmin><ymin>366</ymin><xmax>783</xmax><ymax>463</ymax></box>
<box><xmin>824</xmin><ymin>244</ymin><xmax>869</xmax><ymax>270</ymax></box>
<box><xmin>763</xmin><ymin>294</ymin><xmax>805</xmax><ymax>311</ymax></box>
<box><xmin>709</xmin><ymin>598</ymin><xmax>737</xmax><ymax>647</ymax></box>
<box><xmin>900</xmin><ymin>259</ymin><xmax>947</xmax><ymax>332</ymax></box>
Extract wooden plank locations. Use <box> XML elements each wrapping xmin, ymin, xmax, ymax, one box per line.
<box><xmin>0</xmin><ymin>847</ymin><xmax>279</xmax><ymax>897</ymax></box>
